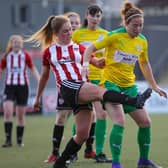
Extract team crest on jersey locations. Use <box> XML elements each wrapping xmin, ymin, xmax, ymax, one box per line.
<box><xmin>136</xmin><ymin>45</ymin><xmax>142</xmax><ymax>52</ymax></box>
<box><xmin>97</xmin><ymin>34</ymin><xmax>104</xmax><ymax>42</ymax></box>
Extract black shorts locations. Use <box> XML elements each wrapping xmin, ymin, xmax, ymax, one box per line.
<box><xmin>60</xmin><ymin>80</ymin><xmax>92</xmax><ymax>115</ymax></box>
<box><xmin>56</xmin><ymin>93</ymin><xmax>72</xmax><ymax>110</ymax></box>
<box><xmin>3</xmin><ymin>85</ymin><xmax>29</xmax><ymax>106</ymax></box>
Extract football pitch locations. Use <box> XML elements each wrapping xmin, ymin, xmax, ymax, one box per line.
<box><xmin>0</xmin><ymin>114</ymin><xmax>168</xmax><ymax>168</ymax></box>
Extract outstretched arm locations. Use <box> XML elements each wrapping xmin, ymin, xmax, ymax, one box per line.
<box><xmin>139</xmin><ymin>61</ymin><xmax>167</xmax><ymax>98</ymax></box>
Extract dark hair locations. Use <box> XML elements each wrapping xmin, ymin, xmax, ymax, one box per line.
<box><xmin>83</xmin><ymin>4</ymin><xmax>103</xmax><ymax>27</ymax></box>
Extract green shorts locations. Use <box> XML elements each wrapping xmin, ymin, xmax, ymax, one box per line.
<box><xmin>90</xmin><ymin>80</ymin><xmax>100</xmax><ymax>86</ymax></box>
<box><xmin>104</xmin><ymin>81</ymin><xmax>138</xmax><ymax>113</ymax></box>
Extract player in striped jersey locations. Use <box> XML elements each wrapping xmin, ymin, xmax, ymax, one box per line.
<box><xmin>83</xmin><ymin>1</ymin><xmax>167</xmax><ymax>168</ymax></box>
<box><xmin>44</xmin><ymin>12</ymin><xmax>81</xmax><ymax>164</ymax></box>
<box><xmin>0</xmin><ymin>35</ymin><xmax>40</xmax><ymax>147</ymax></box>
<box><xmin>27</xmin><ymin>15</ymin><xmax>151</xmax><ymax>168</ymax></box>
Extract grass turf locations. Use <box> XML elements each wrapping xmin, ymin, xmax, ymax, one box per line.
<box><xmin>0</xmin><ymin>114</ymin><xmax>168</xmax><ymax>168</ymax></box>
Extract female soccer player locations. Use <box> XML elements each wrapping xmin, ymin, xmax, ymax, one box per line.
<box><xmin>26</xmin><ymin>15</ymin><xmax>151</xmax><ymax>168</ymax></box>
<box><xmin>83</xmin><ymin>1</ymin><xmax>167</xmax><ymax>168</ymax></box>
<box><xmin>72</xmin><ymin>4</ymin><xmax>110</xmax><ymax>162</ymax></box>
<box><xmin>0</xmin><ymin>35</ymin><xmax>40</xmax><ymax>147</ymax></box>
<box><xmin>44</xmin><ymin>12</ymin><xmax>81</xmax><ymax>164</ymax></box>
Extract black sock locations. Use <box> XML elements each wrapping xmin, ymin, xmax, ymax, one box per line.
<box><xmin>58</xmin><ymin>138</ymin><xmax>82</xmax><ymax>163</ymax></box>
<box><xmin>52</xmin><ymin>125</ymin><xmax>64</xmax><ymax>156</ymax></box>
<box><xmin>4</xmin><ymin>122</ymin><xmax>13</xmax><ymax>143</ymax></box>
<box><xmin>85</xmin><ymin>122</ymin><xmax>95</xmax><ymax>152</ymax></box>
<box><xmin>16</xmin><ymin>126</ymin><xmax>24</xmax><ymax>144</ymax></box>
<box><xmin>103</xmin><ymin>90</ymin><xmax>137</xmax><ymax>106</ymax></box>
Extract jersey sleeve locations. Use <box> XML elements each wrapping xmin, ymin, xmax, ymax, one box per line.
<box><xmin>0</xmin><ymin>55</ymin><xmax>7</xmax><ymax>70</ymax></box>
<box><xmin>42</xmin><ymin>48</ymin><xmax>50</xmax><ymax>67</ymax></box>
<box><xmin>25</xmin><ymin>52</ymin><xmax>34</xmax><ymax>68</ymax></box>
<box><xmin>139</xmin><ymin>39</ymin><xmax>149</xmax><ymax>62</ymax></box>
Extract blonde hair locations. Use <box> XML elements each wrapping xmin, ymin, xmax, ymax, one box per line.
<box><xmin>121</xmin><ymin>0</ymin><xmax>143</xmax><ymax>25</ymax></box>
<box><xmin>3</xmin><ymin>35</ymin><xmax>23</xmax><ymax>59</ymax></box>
<box><xmin>26</xmin><ymin>15</ymin><xmax>69</xmax><ymax>50</ymax></box>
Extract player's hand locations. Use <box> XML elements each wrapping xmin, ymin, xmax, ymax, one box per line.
<box><xmin>96</xmin><ymin>58</ymin><xmax>105</xmax><ymax>68</ymax></box>
<box><xmin>153</xmin><ymin>86</ymin><xmax>168</xmax><ymax>98</ymax></box>
<box><xmin>33</xmin><ymin>98</ymin><xmax>41</xmax><ymax>112</ymax></box>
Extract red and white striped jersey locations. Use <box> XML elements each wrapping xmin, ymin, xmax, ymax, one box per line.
<box><xmin>42</xmin><ymin>42</ymin><xmax>88</xmax><ymax>85</ymax></box>
<box><xmin>0</xmin><ymin>50</ymin><xmax>33</xmax><ymax>85</ymax></box>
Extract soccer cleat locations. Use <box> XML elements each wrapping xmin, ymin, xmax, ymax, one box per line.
<box><xmin>66</xmin><ymin>153</ymin><xmax>78</xmax><ymax>164</ymax></box>
<box><xmin>84</xmin><ymin>149</ymin><xmax>96</xmax><ymax>159</ymax></box>
<box><xmin>136</xmin><ymin>88</ymin><xmax>152</xmax><ymax>108</ymax></box>
<box><xmin>112</xmin><ymin>162</ymin><xmax>123</xmax><ymax>168</ymax></box>
<box><xmin>53</xmin><ymin>159</ymin><xmax>68</xmax><ymax>168</ymax></box>
<box><xmin>2</xmin><ymin>141</ymin><xmax>12</xmax><ymax>148</ymax></box>
<box><xmin>44</xmin><ymin>153</ymin><xmax>58</xmax><ymax>163</ymax></box>
<box><xmin>137</xmin><ymin>158</ymin><xmax>162</xmax><ymax>168</ymax></box>
<box><xmin>17</xmin><ymin>143</ymin><xmax>24</xmax><ymax>147</ymax></box>
<box><xmin>95</xmin><ymin>153</ymin><xmax>112</xmax><ymax>163</ymax></box>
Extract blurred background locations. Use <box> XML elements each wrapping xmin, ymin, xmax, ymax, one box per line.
<box><xmin>0</xmin><ymin>0</ymin><xmax>168</xmax><ymax>114</ymax></box>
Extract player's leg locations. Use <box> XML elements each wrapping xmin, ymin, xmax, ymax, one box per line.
<box><xmin>2</xmin><ymin>85</ymin><xmax>15</xmax><ymax>147</ymax></box>
<box><xmin>94</xmin><ymin>101</ymin><xmax>112</xmax><ymax>163</ymax></box>
<box><xmin>44</xmin><ymin>109</ymin><xmax>72</xmax><ymax>163</ymax></box>
<box><xmin>53</xmin><ymin>107</ymin><xmax>93</xmax><ymax>168</ymax></box>
<box><xmin>130</xmin><ymin>109</ymin><xmax>162</xmax><ymax>168</ymax></box>
<box><xmin>2</xmin><ymin>101</ymin><xmax>14</xmax><ymax>147</ymax></box>
<box><xmin>84</xmin><ymin>111</ymin><xmax>96</xmax><ymax>159</ymax></box>
<box><xmin>15</xmin><ymin>85</ymin><xmax>28</xmax><ymax>147</ymax></box>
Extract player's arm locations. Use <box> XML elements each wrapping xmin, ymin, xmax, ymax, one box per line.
<box><xmin>139</xmin><ymin>61</ymin><xmax>167</xmax><ymax>98</ymax></box>
<box><xmin>34</xmin><ymin>65</ymin><xmax>50</xmax><ymax>111</ymax></box>
<box><xmin>30</xmin><ymin>66</ymin><xmax>40</xmax><ymax>82</ymax></box>
<box><xmin>90</xmin><ymin>56</ymin><xmax>105</xmax><ymax>68</ymax></box>
<box><xmin>83</xmin><ymin>44</ymin><xmax>97</xmax><ymax>64</ymax></box>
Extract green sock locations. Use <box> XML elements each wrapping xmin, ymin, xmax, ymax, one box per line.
<box><xmin>72</xmin><ymin>123</ymin><xmax>76</xmax><ymax>136</ymax></box>
<box><xmin>95</xmin><ymin>119</ymin><xmax>107</xmax><ymax>155</ymax></box>
<box><xmin>138</xmin><ymin>127</ymin><xmax>151</xmax><ymax>159</ymax></box>
<box><xmin>110</xmin><ymin>124</ymin><xmax>124</xmax><ymax>162</ymax></box>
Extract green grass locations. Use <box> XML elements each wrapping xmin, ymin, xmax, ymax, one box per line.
<box><xmin>0</xmin><ymin>114</ymin><xmax>168</xmax><ymax>168</ymax></box>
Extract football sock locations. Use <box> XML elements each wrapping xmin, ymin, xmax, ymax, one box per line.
<box><xmin>16</xmin><ymin>126</ymin><xmax>24</xmax><ymax>144</ymax></box>
<box><xmin>110</xmin><ymin>124</ymin><xmax>124</xmax><ymax>162</ymax></box>
<box><xmin>58</xmin><ymin>138</ymin><xmax>82</xmax><ymax>163</ymax></box>
<box><xmin>4</xmin><ymin>122</ymin><xmax>13</xmax><ymax>143</ymax></box>
<box><xmin>103</xmin><ymin>90</ymin><xmax>137</xmax><ymax>106</ymax></box>
<box><xmin>95</xmin><ymin>119</ymin><xmax>107</xmax><ymax>155</ymax></box>
<box><xmin>52</xmin><ymin>125</ymin><xmax>64</xmax><ymax>155</ymax></box>
<box><xmin>85</xmin><ymin>122</ymin><xmax>95</xmax><ymax>152</ymax></box>
<box><xmin>138</xmin><ymin>127</ymin><xmax>151</xmax><ymax>159</ymax></box>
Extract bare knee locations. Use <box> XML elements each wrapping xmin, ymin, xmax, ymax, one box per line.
<box><xmin>55</xmin><ymin>110</ymin><xmax>69</xmax><ymax>125</ymax></box>
<box><xmin>139</xmin><ymin>117</ymin><xmax>151</xmax><ymax>127</ymax></box>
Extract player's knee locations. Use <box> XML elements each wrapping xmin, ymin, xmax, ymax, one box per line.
<box><xmin>140</xmin><ymin>118</ymin><xmax>151</xmax><ymax>127</ymax></box>
<box><xmin>96</xmin><ymin>111</ymin><xmax>107</xmax><ymax>119</ymax></box>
